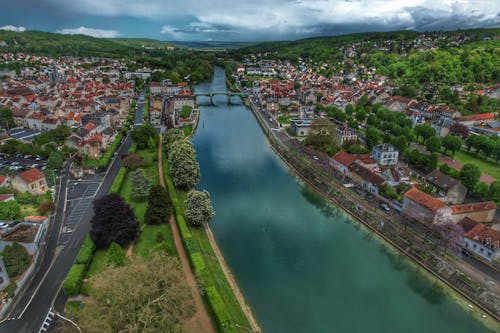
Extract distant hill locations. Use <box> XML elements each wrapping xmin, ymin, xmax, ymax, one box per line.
<box><xmin>171</xmin><ymin>41</ymin><xmax>251</xmax><ymax>49</ymax></box>
<box><xmin>230</xmin><ymin>28</ymin><xmax>500</xmax><ymax>63</ymax></box>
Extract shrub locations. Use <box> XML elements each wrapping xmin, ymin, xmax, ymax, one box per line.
<box><xmin>205</xmin><ymin>286</ymin><xmax>233</xmax><ymax>332</ymax></box>
<box><xmin>75</xmin><ymin>235</ymin><xmax>96</xmax><ymax>266</ymax></box>
<box><xmin>109</xmin><ymin>167</ymin><xmax>127</xmax><ymax>194</ymax></box>
<box><xmin>106</xmin><ymin>242</ymin><xmax>126</xmax><ymax>267</ymax></box>
<box><xmin>4</xmin><ymin>281</ymin><xmax>17</xmax><ymax>297</ymax></box>
<box><xmin>63</xmin><ymin>264</ymin><xmax>86</xmax><ymax>296</ymax></box>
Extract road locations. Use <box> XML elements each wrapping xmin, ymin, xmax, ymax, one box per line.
<box><xmin>0</xmin><ymin>91</ymin><xmax>145</xmax><ymax>333</ymax></box>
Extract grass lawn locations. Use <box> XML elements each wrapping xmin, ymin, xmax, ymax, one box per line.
<box><xmin>86</xmin><ymin>249</ymin><xmax>107</xmax><ymax>276</ymax></box>
<box><xmin>183</xmin><ymin>125</ymin><xmax>193</xmax><ymax>138</ymax></box>
<box><xmin>277</xmin><ymin>115</ymin><xmax>293</xmax><ymax>125</ymax></box>
<box><xmin>20</xmin><ymin>204</ymin><xmax>38</xmax><ymax>217</ymax></box>
<box><xmin>453</xmin><ymin>150</ymin><xmax>499</xmax><ymax>180</ymax></box>
<box><xmin>82</xmin><ymin>157</ymin><xmax>99</xmax><ymax>167</ymax></box>
<box><xmin>133</xmin><ymin>224</ymin><xmax>177</xmax><ymax>258</ymax></box>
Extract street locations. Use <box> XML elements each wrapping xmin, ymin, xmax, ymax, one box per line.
<box><xmin>0</xmin><ymin>91</ymin><xmax>145</xmax><ymax>333</ymax></box>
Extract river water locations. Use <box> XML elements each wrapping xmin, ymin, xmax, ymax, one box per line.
<box><xmin>192</xmin><ymin>67</ymin><xmax>492</xmax><ymax>333</ymax></box>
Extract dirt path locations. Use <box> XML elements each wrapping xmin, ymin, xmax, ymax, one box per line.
<box><xmin>158</xmin><ymin>136</ymin><xmax>216</xmax><ymax>333</ymax></box>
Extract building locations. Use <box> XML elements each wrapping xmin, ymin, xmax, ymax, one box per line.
<box><xmin>334</xmin><ymin>123</ymin><xmax>357</xmax><ymax>146</ymax></box>
<box><xmin>330</xmin><ymin>151</ymin><xmax>356</xmax><ymax>176</ymax></box>
<box><xmin>459</xmin><ymin>218</ymin><xmax>500</xmax><ymax>262</ymax></box>
<box><xmin>424</xmin><ymin>169</ymin><xmax>467</xmax><ymax>204</ymax></box>
<box><xmin>289</xmin><ymin>119</ymin><xmax>313</xmax><ymax>137</ymax></box>
<box><xmin>402</xmin><ymin>187</ymin><xmax>452</xmax><ymax>225</ymax></box>
<box><xmin>11</xmin><ymin>168</ymin><xmax>48</xmax><ymax>195</ymax></box>
<box><xmin>348</xmin><ymin>162</ymin><xmax>386</xmax><ymax>195</ymax></box>
<box><xmin>450</xmin><ymin>201</ymin><xmax>497</xmax><ymax>223</ymax></box>
<box><xmin>371</xmin><ymin>143</ymin><xmax>399</xmax><ymax>166</ymax></box>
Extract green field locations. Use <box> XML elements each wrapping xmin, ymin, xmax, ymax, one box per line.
<box><xmin>453</xmin><ymin>150</ymin><xmax>499</xmax><ymax>180</ymax></box>
<box><xmin>133</xmin><ymin>224</ymin><xmax>177</xmax><ymax>258</ymax></box>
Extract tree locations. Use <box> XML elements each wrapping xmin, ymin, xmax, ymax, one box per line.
<box><xmin>441</xmin><ymin>135</ymin><xmax>462</xmax><ymax>156</ymax></box>
<box><xmin>0</xmin><ymin>201</ymin><xmax>21</xmax><ymax>220</ymax></box>
<box><xmin>415</xmin><ymin>125</ymin><xmax>435</xmax><ymax>142</ymax></box>
<box><xmin>90</xmin><ymin>193</ymin><xmax>139</xmax><ymax>248</ymax></box>
<box><xmin>425</xmin><ymin>136</ymin><xmax>441</xmax><ymax>153</ymax></box>
<box><xmin>122</xmin><ymin>154</ymin><xmax>145</xmax><ymax>170</ymax></box>
<box><xmin>393</xmin><ymin>135</ymin><xmax>408</xmax><ymax>152</ymax></box>
<box><xmin>145</xmin><ymin>185</ymin><xmax>172</xmax><ymax>225</ymax></box>
<box><xmin>164</xmin><ymin>128</ymin><xmax>185</xmax><ymax>151</ymax></box>
<box><xmin>488</xmin><ymin>181</ymin><xmax>500</xmax><ymax>202</ymax></box>
<box><xmin>472</xmin><ymin>182</ymin><xmax>489</xmax><ymax>200</ymax></box>
<box><xmin>131</xmin><ymin>123</ymin><xmax>156</xmax><ymax>149</ymax></box>
<box><xmin>434</xmin><ymin>221</ymin><xmax>464</xmax><ymax>254</ymax></box>
<box><xmin>365</xmin><ymin>126</ymin><xmax>380</xmax><ymax>149</ymax></box>
<box><xmin>184</xmin><ymin>190</ymin><xmax>215</xmax><ymax>227</ymax></box>
<box><xmin>2</xmin><ymin>242</ymin><xmax>31</xmax><ymax>277</ymax></box>
<box><xmin>105</xmin><ymin>242</ymin><xmax>126</xmax><ymax>267</ymax></box>
<box><xmin>168</xmin><ymin>141</ymin><xmax>200</xmax><ymax>190</ymax></box>
<box><xmin>102</xmin><ymin>76</ymin><xmax>110</xmax><ymax>84</ymax></box>
<box><xmin>0</xmin><ymin>107</ymin><xmax>15</xmax><ymax>129</ymax></box>
<box><xmin>459</xmin><ymin>163</ymin><xmax>481</xmax><ymax>190</ymax></box>
<box><xmin>449</xmin><ymin>123</ymin><xmax>468</xmax><ymax>139</ymax></box>
<box><xmin>130</xmin><ymin>169</ymin><xmax>150</xmax><ymax>200</ymax></box>
<box><xmin>58</xmin><ymin>253</ymin><xmax>194</xmax><ymax>333</ymax></box>
<box><xmin>428</xmin><ymin>153</ymin><xmax>438</xmax><ymax>171</ymax></box>
<box><xmin>47</xmin><ymin>151</ymin><xmax>63</xmax><ymax>170</ymax></box>
<box><xmin>37</xmin><ymin>199</ymin><xmax>54</xmax><ymax>215</ymax></box>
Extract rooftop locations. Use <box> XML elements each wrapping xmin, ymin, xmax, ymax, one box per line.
<box><xmin>404</xmin><ymin>187</ymin><xmax>447</xmax><ymax>212</ymax></box>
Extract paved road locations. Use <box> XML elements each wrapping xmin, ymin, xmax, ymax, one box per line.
<box><xmin>0</xmin><ymin>91</ymin><xmax>144</xmax><ymax>333</ymax></box>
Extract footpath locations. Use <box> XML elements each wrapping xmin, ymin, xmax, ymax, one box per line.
<box><xmin>157</xmin><ymin>136</ymin><xmax>216</xmax><ymax>333</ymax></box>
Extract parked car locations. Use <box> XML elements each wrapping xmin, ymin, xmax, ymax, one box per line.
<box><xmin>461</xmin><ymin>248</ymin><xmax>473</xmax><ymax>257</ymax></box>
<box><xmin>0</xmin><ymin>222</ymin><xmax>9</xmax><ymax>229</ymax></box>
<box><xmin>353</xmin><ymin>205</ymin><xmax>362</xmax><ymax>213</ymax></box>
<box><xmin>35</xmin><ymin>155</ymin><xmax>42</xmax><ymax>161</ymax></box>
<box><xmin>15</xmin><ymin>153</ymin><xmax>23</xmax><ymax>158</ymax></box>
<box><xmin>380</xmin><ymin>203</ymin><xmax>391</xmax><ymax>212</ymax></box>
<box><xmin>312</xmin><ymin>155</ymin><xmax>319</xmax><ymax>161</ymax></box>
<box><xmin>24</xmin><ymin>154</ymin><xmax>32</xmax><ymax>159</ymax></box>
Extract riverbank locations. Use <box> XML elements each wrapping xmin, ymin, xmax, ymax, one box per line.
<box><xmin>245</xmin><ymin>95</ymin><xmax>500</xmax><ymax>327</ymax></box>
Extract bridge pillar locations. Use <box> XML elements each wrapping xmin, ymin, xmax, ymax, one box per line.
<box><xmin>209</xmin><ymin>94</ymin><xmax>214</xmax><ymax>105</ymax></box>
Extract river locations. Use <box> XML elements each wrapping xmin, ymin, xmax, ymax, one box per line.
<box><xmin>191</xmin><ymin>67</ymin><xmax>492</xmax><ymax>333</ymax></box>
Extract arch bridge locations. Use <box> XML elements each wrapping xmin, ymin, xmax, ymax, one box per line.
<box><xmin>194</xmin><ymin>92</ymin><xmax>248</xmax><ymax>105</ymax></box>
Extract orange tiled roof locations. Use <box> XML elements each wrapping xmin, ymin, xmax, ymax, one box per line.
<box><xmin>404</xmin><ymin>187</ymin><xmax>447</xmax><ymax>212</ymax></box>
<box><xmin>332</xmin><ymin>151</ymin><xmax>356</xmax><ymax>167</ymax></box>
<box><xmin>17</xmin><ymin>168</ymin><xmax>45</xmax><ymax>183</ymax></box>
<box><xmin>451</xmin><ymin>201</ymin><xmax>496</xmax><ymax>214</ymax></box>
<box><xmin>466</xmin><ymin>223</ymin><xmax>500</xmax><ymax>249</ymax></box>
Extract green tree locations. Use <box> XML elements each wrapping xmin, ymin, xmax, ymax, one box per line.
<box><xmin>2</xmin><ymin>242</ymin><xmax>31</xmax><ymax>277</ymax></box>
<box><xmin>47</xmin><ymin>151</ymin><xmax>63</xmax><ymax>170</ymax></box>
<box><xmin>168</xmin><ymin>141</ymin><xmax>200</xmax><ymax>190</ymax></box>
<box><xmin>0</xmin><ymin>201</ymin><xmax>21</xmax><ymax>220</ymax></box>
<box><xmin>0</xmin><ymin>107</ymin><xmax>16</xmax><ymax>129</ymax></box>
<box><xmin>184</xmin><ymin>190</ymin><xmax>215</xmax><ymax>227</ymax></box>
<box><xmin>105</xmin><ymin>242</ymin><xmax>126</xmax><ymax>267</ymax></box>
<box><xmin>459</xmin><ymin>163</ymin><xmax>481</xmax><ymax>190</ymax></box>
<box><xmin>164</xmin><ymin>128</ymin><xmax>185</xmax><ymax>151</ymax></box>
<box><xmin>425</xmin><ymin>136</ymin><xmax>442</xmax><ymax>153</ymax></box>
<box><xmin>488</xmin><ymin>181</ymin><xmax>500</xmax><ymax>202</ymax></box>
<box><xmin>415</xmin><ymin>125</ymin><xmax>435</xmax><ymax>142</ymax></box>
<box><xmin>131</xmin><ymin>123</ymin><xmax>156</xmax><ymax>150</ymax></box>
<box><xmin>442</xmin><ymin>135</ymin><xmax>463</xmax><ymax>156</ymax></box>
<box><xmin>102</xmin><ymin>76</ymin><xmax>110</xmax><ymax>84</ymax></box>
<box><xmin>130</xmin><ymin>169</ymin><xmax>150</xmax><ymax>200</ymax></box>
<box><xmin>393</xmin><ymin>135</ymin><xmax>408</xmax><ymax>152</ymax></box>
<box><xmin>365</xmin><ymin>126</ymin><xmax>380</xmax><ymax>149</ymax></box>
<box><xmin>428</xmin><ymin>153</ymin><xmax>438</xmax><ymax>171</ymax></box>
<box><xmin>145</xmin><ymin>185</ymin><xmax>172</xmax><ymax>225</ymax></box>
<box><xmin>472</xmin><ymin>182</ymin><xmax>489</xmax><ymax>200</ymax></box>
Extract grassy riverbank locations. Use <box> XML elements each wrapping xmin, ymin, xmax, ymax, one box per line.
<box><xmin>162</xmin><ymin>156</ymin><xmax>252</xmax><ymax>333</ymax></box>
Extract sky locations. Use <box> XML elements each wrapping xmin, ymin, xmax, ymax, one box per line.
<box><xmin>0</xmin><ymin>0</ymin><xmax>498</xmax><ymax>41</ymax></box>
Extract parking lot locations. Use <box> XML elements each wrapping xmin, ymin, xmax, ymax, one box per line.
<box><xmin>0</xmin><ymin>154</ymin><xmax>48</xmax><ymax>173</ymax></box>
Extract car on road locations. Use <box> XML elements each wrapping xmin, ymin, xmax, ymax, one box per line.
<box><xmin>353</xmin><ymin>205</ymin><xmax>362</xmax><ymax>213</ymax></box>
<box><xmin>312</xmin><ymin>155</ymin><xmax>319</xmax><ymax>161</ymax></box>
<box><xmin>461</xmin><ymin>248</ymin><xmax>473</xmax><ymax>257</ymax></box>
<box><xmin>380</xmin><ymin>203</ymin><xmax>391</xmax><ymax>212</ymax></box>
<box><xmin>0</xmin><ymin>222</ymin><xmax>9</xmax><ymax>229</ymax></box>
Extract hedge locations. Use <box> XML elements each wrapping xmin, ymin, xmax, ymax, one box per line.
<box><xmin>98</xmin><ymin>132</ymin><xmax>124</xmax><ymax>169</ymax></box>
<box><xmin>205</xmin><ymin>286</ymin><xmax>237</xmax><ymax>333</ymax></box>
<box><xmin>75</xmin><ymin>235</ymin><xmax>96</xmax><ymax>266</ymax></box>
<box><xmin>109</xmin><ymin>167</ymin><xmax>127</xmax><ymax>194</ymax></box>
<box><xmin>190</xmin><ymin>252</ymin><xmax>205</xmax><ymax>272</ymax></box>
<box><xmin>63</xmin><ymin>264</ymin><xmax>86</xmax><ymax>296</ymax></box>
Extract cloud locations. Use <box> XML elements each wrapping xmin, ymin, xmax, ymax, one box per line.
<box><xmin>10</xmin><ymin>1</ymin><xmax>500</xmax><ymax>40</ymax></box>
<box><xmin>0</xmin><ymin>25</ymin><xmax>26</xmax><ymax>32</ymax></box>
<box><xmin>56</xmin><ymin>26</ymin><xmax>119</xmax><ymax>38</ymax></box>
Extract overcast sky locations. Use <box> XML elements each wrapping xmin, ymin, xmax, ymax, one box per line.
<box><xmin>0</xmin><ymin>0</ymin><xmax>498</xmax><ymax>41</ymax></box>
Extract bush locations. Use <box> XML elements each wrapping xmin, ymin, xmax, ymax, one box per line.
<box><xmin>75</xmin><ymin>235</ymin><xmax>96</xmax><ymax>266</ymax></box>
<box><xmin>4</xmin><ymin>281</ymin><xmax>17</xmax><ymax>297</ymax></box>
<box><xmin>2</xmin><ymin>242</ymin><xmax>31</xmax><ymax>277</ymax></box>
<box><xmin>109</xmin><ymin>167</ymin><xmax>127</xmax><ymax>194</ymax></box>
<box><xmin>105</xmin><ymin>242</ymin><xmax>126</xmax><ymax>267</ymax></box>
<box><xmin>205</xmin><ymin>286</ymin><xmax>234</xmax><ymax>332</ymax></box>
<box><xmin>63</xmin><ymin>264</ymin><xmax>86</xmax><ymax>296</ymax></box>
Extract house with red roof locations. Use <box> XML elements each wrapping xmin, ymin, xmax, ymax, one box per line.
<box><xmin>456</xmin><ymin>113</ymin><xmax>495</xmax><ymax>126</ymax></box>
<box><xmin>11</xmin><ymin>168</ymin><xmax>47</xmax><ymax>195</ymax></box>
<box><xmin>459</xmin><ymin>218</ymin><xmax>500</xmax><ymax>262</ymax></box>
<box><xmin>402</xmin><ymin>187</ymin><xmax>452</xmax><ymax>225</ymax></box>
<box><xmin>450</xmin><ymin>201</ymin><xmax>497</xmax><ymax>223</ymax></box>
<box><xmin>0</xmin><ymin>175</ymin><xmax>9</xmax><ymax>188</ymax></box>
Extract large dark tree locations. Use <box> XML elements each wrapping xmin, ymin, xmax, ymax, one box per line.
<box><xmin>131</xmin><ymin>123</ymin><xmax>156</xmax><ymax>149</ymax></box>
<box><xmin>90</xmin><ymin>193</ymin><xmax>139</xmax><ymax>248</ymax></box>
<box><xmin>145</xmin><ymin>185</ymin><xmax>172</xmax><ymax>225</ymax></box>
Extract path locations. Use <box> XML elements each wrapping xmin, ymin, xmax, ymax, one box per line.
<box><xmin>158</xmin><ymin>136</ymin><xmax>216</xmax><ymax>333</ymax></box>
